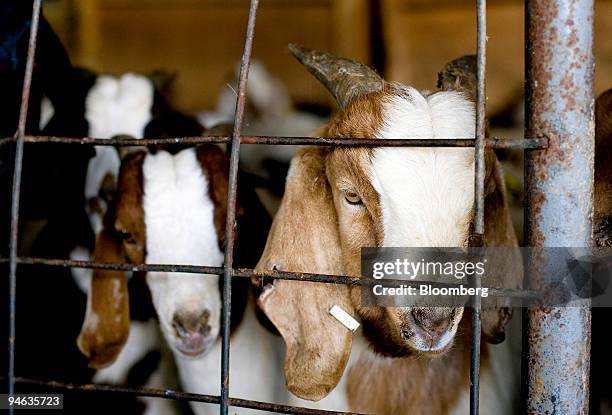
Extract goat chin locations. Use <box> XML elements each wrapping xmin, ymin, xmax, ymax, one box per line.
<box><xmin>174</xmin><ymin>297</ymin><xmax>288</xmax><ymax>415</ymax></box>
<box><xmin>286</xmin><ymin>317</ymin><xmax>521</xmax><ymax>415</ymax></box>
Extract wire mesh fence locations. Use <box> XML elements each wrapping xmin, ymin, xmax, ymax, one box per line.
<box><xmin>4</xmin><ymin>0</ymin><xmax>593</xmax><ymax>414</ymax></box>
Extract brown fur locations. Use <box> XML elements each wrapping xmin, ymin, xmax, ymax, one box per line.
<box><xmin>195</xmin><ymin>145</ymin><xmax>230</xmax><ymax>250</ymax></box>
<box><xmin>346</xmin><ymin>311</ymin><xmax>489</xmax><ymax>415</ymax></box>
<box><xmin>76</xmin><ymin>151</ymin><xmax>147</xmax><ymax>368</ymax></box>
<box><xmin>76</xmin><ymin>228</ymin><xmax>131</xmax><ymax>368</ymax></box>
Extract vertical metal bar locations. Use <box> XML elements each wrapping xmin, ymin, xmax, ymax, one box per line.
<box><xmin>7</xmin><ymin>0</ymin><xmax>42</xmax><ymax>407</ymax></box>
<box><xmin>470</xmin><ymin>0</ymin><xmax>487</xmax><ymax>413</ymax></box>
<box><xmin>474</xmin><ymin>1</ymin><xmax>487</xmax><ymax>235</ymax></box>
<box><xmin>220</xmin><ymin>1</ymin><xmax>259</xmax><ymax>414</ymax></box>
<box><xmin>524</xmin><ymin>0</ymin><xmax>594</xmax><ymax>413</ymax></box>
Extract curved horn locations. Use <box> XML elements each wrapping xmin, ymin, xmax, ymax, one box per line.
<box><xmin>288</xmin><ymin>43</ymin><xmax>383</xmax><ymax>109</ymax></box>
<box><xmin>437</xmin><ymin>55</ymin><xmax>477</xmax><ymax>101</ymax></box>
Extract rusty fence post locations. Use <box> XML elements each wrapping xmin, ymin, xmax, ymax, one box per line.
<box><xmin>524</xmin><ymin>0</ymin><xmax>594</xmax><ymax>413</ymax></box>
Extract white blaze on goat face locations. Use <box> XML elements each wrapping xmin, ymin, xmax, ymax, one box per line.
<box><xmin>371</xmin><ymin>87</ymin><xmax>476</xmax><ymax>248</ymax></box>
<box><xmin>142</xmin><ymin>148</ymin><xmax>223</xmax><ymax>358</ymax></box>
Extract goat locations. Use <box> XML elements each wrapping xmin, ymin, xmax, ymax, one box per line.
<box><xmin>64</xmin><ymin>72</ymin><xmax>207</xmax><ymax>414</ymax></box>
<box><xmin>76</xmin><ymin>143</ymin><xmax>284</xmax><ymax>415</ymax></box>
<box><xmin>255</xmin><ymin>45</ymin><xmax>522</xmax><ymax>414</ymax></box>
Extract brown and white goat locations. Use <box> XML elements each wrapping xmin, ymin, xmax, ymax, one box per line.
<box><xmin>255</xmin><ymin>45</ymin><xmax>522</xmax><ymax>414</ymax></box>
<box><xmin>77</xmin><ymin>144</ymin><xmax>285</xmax><ymax>415</ymax></box>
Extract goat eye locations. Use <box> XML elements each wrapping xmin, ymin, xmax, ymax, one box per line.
<box><xmin>344</xmin><ymin>191</ymin><xmax>363</xmax><ymax>206</ymax></box>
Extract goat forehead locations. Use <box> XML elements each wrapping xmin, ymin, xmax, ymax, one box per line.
<box><xmin>143</xmin><ymin>148</ymin><xmax>223</xmax><ymax>266</ymax></box>
<box><xmin>370</xmin><ymin>88</ymin><xmax>476</xmax><ymax>246</ymax></box>
<box><xmin>85</xmin><ymin>73</ymin><xmax>154</xmax><ymax>138</ymax></box>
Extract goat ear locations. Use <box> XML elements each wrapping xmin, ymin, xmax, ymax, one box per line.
<box><xmin>256</xmin><ymin>147</ymin><xmax>354</xmax><ymax>401</ymax></box>
<box><xmin>437</xmin><ymin>55</ymin><xmax>477</xmax><ymax>102</ymax></box>
<box><xmin>77</xmin><ymin>228</ymin><xmax>130</xmax><ymax>368</ymax></box>
<box><xmin>481</xmin><ymin>153</ymin><xmax>523</xmax><ymax>343</ymax></box>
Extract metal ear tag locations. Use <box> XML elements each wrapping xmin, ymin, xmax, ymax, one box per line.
<box><xmin>329</xmin><ymin>305</ymin><xmax>360</xmax><ymax>332</ymax></box>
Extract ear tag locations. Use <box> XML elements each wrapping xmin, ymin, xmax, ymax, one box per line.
<box><xmin>329</xmin><ymin>305</ymin><xmax>360</xmax><ymax>332</ymax></box>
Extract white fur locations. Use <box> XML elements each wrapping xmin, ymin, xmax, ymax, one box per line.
<box><xmin>69</xmin><ymin>246</ymin><xmax>93</xmax><ymax>294</ymax></box>
<box><xmin>371</xmin><ymin>88</ymin><xmax>476</xmax><ymax>248</ymax></box>
<box><xmin>85</xmin><ymin>73</ymin><xmax>154</xmax><ymax>139</ymax></box>
<box><xmin>39</xmin><ymin>96</ymin><xmax>54</xmax><ymax>130</ymax></box>
<box><xmin>178</xmin><ymin>298</ymin><xmax>286</xmax><ymax>415</ymax></box>
<box><xmin>143</xmin><ymin>148</ymin><xmax>223</xmax><ymax>353</ymax></box>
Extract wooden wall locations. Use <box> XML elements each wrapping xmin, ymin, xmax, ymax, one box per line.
<box><xmin>43</xmin><ymin>0</ymin><xmax>612</xmax><ymax>114</ymax></box>
<box><xmin>46</xmin><ymin>0</ymin><xmax>370</xmax><ymax>111</ymax></box>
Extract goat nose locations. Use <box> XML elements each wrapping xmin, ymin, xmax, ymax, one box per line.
<box><xmin>411</xmin><ymin>308</ymin><xmax>451</xmax><ymax>335</ymax></box>
<box><xmin>172</xmin><ymin>309</ymin><xmax>211</xmax><ymax>339</ymax></box>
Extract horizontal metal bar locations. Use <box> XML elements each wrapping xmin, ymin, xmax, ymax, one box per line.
<box><xmin>0</xmin><ymin>135</ymin><xmax>549</xmax><ymax>149</ymax></box>
<box><xmin>0</xmin><ymin>256</ymin><xmax>539</xmax><ymax>300</ymax></box>
<box><xmin>7</xmin><ymin>377</ymin><xmax>368</xmax><ymax>415</ymax></box>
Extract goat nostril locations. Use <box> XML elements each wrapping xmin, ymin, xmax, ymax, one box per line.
<box><xmin>172</xmin><ymin>314</ymin><xmax>189</xmax><ymax>338</ymax></box>
<box><xmin>411</xmin><ymin>309</ymin><xmax>450</xmax><ymax>334</ymax></box>
<box><xmin>202</xmin><ymin>324</ymin><xmax>212</xmax><ymax>337</ymax></box>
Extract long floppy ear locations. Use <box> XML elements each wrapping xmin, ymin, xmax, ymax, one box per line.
<box><xmin>439</xmin><ymin>55</ymin><xmax>522</xmax><ymax>342</ymax></box>
<box><xmin>256</xmin><ymin>146</ymin><xmax>354</xmax><ymax>401</ymax></box>
<box><xmin>595</xmin><ymin>88</ymin><xmax>612</xmax><ymax>247</ymax></box>
<box><xmin>77</xmin><ymin>228</ymin><xmax>130</xmax><ymax>368</ymax></box>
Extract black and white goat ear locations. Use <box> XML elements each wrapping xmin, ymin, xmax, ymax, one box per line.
<box><xmin>256</xmin><ymin>147</ymin><xmax>354</xmax><ymax>401</ymax></box>
<box><xmin>77</xmin><ymin>228</ymin><xmax>130</xmax><ymax>368</ymax></box>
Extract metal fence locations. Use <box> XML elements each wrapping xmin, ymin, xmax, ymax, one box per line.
<box><xmin>2</xmin><ymin>0</ymin><xmax>594</xmax><ymax>414</ymax></box>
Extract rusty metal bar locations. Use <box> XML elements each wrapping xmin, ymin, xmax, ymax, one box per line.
<box><xmin>220</xmin><ymin>1</ymin><xmax>259</xmax><ymax>414</ymax></box>
<box><xmin>470</xmin><ymin>0</ymin><xmax>488</xmax><ymax>412</ymax></box>
<box><xmin>0</xmin><ymin>135</ymin><xmax>549</xmax><ymax>149</ymax></box>
<box><xmin>7</xmin><ymin>0</ymin><xmax>42</xmax><ymax>404</ymax></box>
<box><xmin>524</xmin><ymin>0</ymin><xmax>594</xmax><ymax>413</ymax></box>
<box><xmin>0</xmin><ymin>255</ymin><xmax>541</xmax><ymax>300</ymax></box>
<box><xmin>8</xmin><ymin>377</ymin><xmax>368</xmax><ymax>415</ymax></box>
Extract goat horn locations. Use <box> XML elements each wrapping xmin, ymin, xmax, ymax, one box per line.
<box><xmin>437</xmin><ymin>55</ymin><xmax>477</xmax><ymax>101</ymax></box>
<box><xmin>288</xmin><ymin>43</ymin><xmax>383</xmax><ymax>109</ymax></box>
